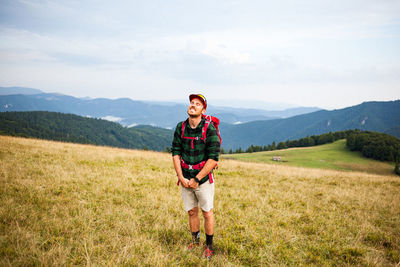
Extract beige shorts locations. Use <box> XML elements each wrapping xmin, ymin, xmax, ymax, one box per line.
<box><xmin>181</xmin><ymin>179</ymin><xmax>215</xmax><ymax>212</ymax></box>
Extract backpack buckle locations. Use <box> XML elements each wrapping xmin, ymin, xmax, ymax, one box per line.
<box><xmin>188</xmin><ymin>165</ymin><xmax>193</xmax><ymax>170</ymax></box>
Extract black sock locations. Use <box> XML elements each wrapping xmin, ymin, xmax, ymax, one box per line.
<box><xmin>206</xmin><ymin>234</ymin><xmax>213</xmax><ymax>250</ymax></box>
<box><xmin>192</xmin><ymin>231</ymin><xmax>200</xmax><ymax>244</ymax></box>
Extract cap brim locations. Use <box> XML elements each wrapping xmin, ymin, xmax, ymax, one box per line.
<box><xmin>189</xmin><ymin>94</ymin><xmax>207</xmax><ymax>108</ymax></box>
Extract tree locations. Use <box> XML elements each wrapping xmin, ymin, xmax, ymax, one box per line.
<box><xmin>395</xmin><ymin>161</ymin><xmax>400</xmax><ymax>176</ymax></box>
<box><xmin>271</xmin><ymin>141</ymin><xmax>276</xmax><ymax>150</ymax></box>
<box><xmin>277</xmin><ymin>142</ymin><xmax>287</xmax><ymax>150</ymax></box>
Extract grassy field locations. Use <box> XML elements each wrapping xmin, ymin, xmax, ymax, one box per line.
<box><xmin>1</xmin><ymin>136</ymin><xmax>400</xmax><ymax>266</ymax></box>
<box><xmin>223</xmin><ymin>140</ymin><xmax>396</xmax><ymax>176</ymax></box>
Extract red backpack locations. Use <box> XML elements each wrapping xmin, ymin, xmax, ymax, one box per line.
<box><xmin>178</xmin><ymin>114</ymin><xmax>221</xmax><ymax>185</ymax></box>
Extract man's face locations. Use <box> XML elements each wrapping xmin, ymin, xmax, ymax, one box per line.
<box><xmin>187</xmin><ymin>97</ymin><xmax>205</xmax><ymax>117</ymax></box>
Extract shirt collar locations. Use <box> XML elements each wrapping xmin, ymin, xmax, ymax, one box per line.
<box><xmin>185</xmin><ymin>117</ymin><xmax>205</xmax><ymax>130</ymax></box>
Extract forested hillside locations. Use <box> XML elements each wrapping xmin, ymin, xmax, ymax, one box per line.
<box><xmin>346</xmin><ymin>131</ymin><xmax>400</xmax><ymax>174</ymax></box>
<box><xmin>0</xmin><ymin>111</ymin><xmax>173</xmax><ymax>151</ymax></box>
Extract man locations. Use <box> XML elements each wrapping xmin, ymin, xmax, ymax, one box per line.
<box><xmin>171</xmin><ymin>94</ymin><xmax>220</xmax><ymax>260</ymax></box>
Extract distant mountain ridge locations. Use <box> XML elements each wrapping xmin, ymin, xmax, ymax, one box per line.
<box><xmin>0</xmin><ymin>87</ymin><xmax>321</xmax><ymax>127</ymax></box>
<box><xmin>221</xmin><ymin>100</ymin><xmax>400</xmax><ymax>149</ymax></box>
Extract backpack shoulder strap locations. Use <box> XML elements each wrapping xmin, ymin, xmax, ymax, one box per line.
<box><xmin>201</xmin><ymin>120</ymin><xmax>210</xmax><ymax>142</ymax></box>
<box><xmin>181</xmin><ymin>121</ymin><xmax>186</xmax><ymax>139</ymax></box>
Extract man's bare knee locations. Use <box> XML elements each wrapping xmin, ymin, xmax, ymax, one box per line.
<box><xmin>202</xmin><ymin>209</ymin><xmax>213</xmax><ymax>219</ymax></box>
<box><xmin>188</xmin><ymin>207</ymin><xmax>199</xmax><ymax>217</ymax></box>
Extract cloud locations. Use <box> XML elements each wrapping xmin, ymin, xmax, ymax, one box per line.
<box><xmin>102</xmin><ymin>115</ymin><xmax>123</xmax><ymax>122</ymax></box>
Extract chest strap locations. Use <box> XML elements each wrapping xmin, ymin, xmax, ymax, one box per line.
<box><xmin>181</xmin><ymin>158</ymin><xmax>206</xmax><ymax>170</ymax></box>
<box><xmin>177</xmin><ymin>159</ymin><xmax>214</xmax><ymax>185</ymax></box>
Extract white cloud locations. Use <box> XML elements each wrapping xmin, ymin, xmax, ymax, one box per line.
<box><xmin>101</xmin><ymin>115</ymin><xmax>123</xmax><ymax>122</ymax></box>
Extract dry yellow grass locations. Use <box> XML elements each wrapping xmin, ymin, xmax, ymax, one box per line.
<box><xmin>1</xmin><ymin>136</ymin><xmax>399</xmax><ymax>266</ymax></box>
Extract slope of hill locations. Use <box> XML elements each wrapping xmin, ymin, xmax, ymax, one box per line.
<box><xmin>224</xmin><ymin>139</ymin><xmax>396</xmax><ymax>176</ymax></box>
<box><xmin>212</xmin><ymin>106</ymin><xmax>321</xmax><ymax>123</ymax></box>
<box><xmin>0</xmin><ymin>111</ymin><xmax>173</xmax><ymax>151</ymax></box>
<box><xmin>1</xmin><ymin>136</ymin><xmax>399</xmax><ymax>265</ymax></box>
<box><xmin>221</xmin><ymin>100</ymin><xmax>400</xmax><ymax>149</ymax></box>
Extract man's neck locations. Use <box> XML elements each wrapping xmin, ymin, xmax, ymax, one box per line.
<box><xmin>188</xmin><ymin>115</ymin><xmax>202</xmax><ymax>129</ymax></box>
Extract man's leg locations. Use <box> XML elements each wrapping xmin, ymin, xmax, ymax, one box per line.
<box><xmin>202</xmin><ymin>209</ymin><xmax>214</xmax><ymax>259</ymax></box>
<box><xmin>188</xmin><ymin>207</ymin><xmax>200</xmax><ymax>248</ymax></box>
<box><xmin>195</xmin><ymin>180</ymin><xmax>215</xmax><ymax>258</ymax></box>
<box><xmin>188</xmin><ymin>207</ymin><xmax>200</xmax><ymax>232</ymax></box>
<box><xmin>182</xmin><ymin>186</ymin><xmax>200</xmax><ymax>247</ymax></box>
<box><xmin>202</xmin><ymin>209</ymin><xmax>214</xmax><ymax>235</ymax></box>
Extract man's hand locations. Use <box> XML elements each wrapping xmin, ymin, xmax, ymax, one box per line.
<box><xmin>180</xmin><ymin>177</ymin><xmax>190</xmax><ymax>188</ymax></box>
<box><xmin>189</xmin><ymin>178</ymin><xmax>199</xmax><ymax>189</ymax></box>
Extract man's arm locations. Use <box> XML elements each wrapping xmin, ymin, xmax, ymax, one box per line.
<box><xmin>188</xmin><ymin>159</ymin><xmax>218</xmax><ymax>188</ymax></box>
<box><xmin>195</xmin><ymin>159</ymin><xmax>218</xmax><ymax>180</ymax></box>
<box><xmin>171</xmin><ymin>122</ymin><xmax>189</xmax><ymax>188</ymax></box>
<box><xmin>173</xmin><ymin>155</ymin><xmax>189</xmax><ymax>188</ymax></box>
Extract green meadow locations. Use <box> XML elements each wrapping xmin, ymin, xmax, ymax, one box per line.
<box><xmin>224</xmin><ymin>139</ymin><xmax>396</xmax><ymax>176</ymax></box>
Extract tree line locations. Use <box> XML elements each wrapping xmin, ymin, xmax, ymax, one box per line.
<box><xmin>346</xmin><ymin>131</ymin><xmax>400</xmax><ymax>175</ymax></box>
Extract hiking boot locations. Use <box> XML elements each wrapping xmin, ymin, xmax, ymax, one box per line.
<box><xmin>203</xmin><ymin>247</ymin><xmax>213</xmax><ymax>260</ymax></box>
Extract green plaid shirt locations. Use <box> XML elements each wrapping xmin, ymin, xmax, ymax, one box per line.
<box><xmin>172</xmin><ymin>117</ymin><xmax>220</xmax><ymax>183</ymax></box>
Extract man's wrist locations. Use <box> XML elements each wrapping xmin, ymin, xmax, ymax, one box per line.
<box><xmin>193</xmin><ymin>177</ymin><xmax>200</xmax><ymax>183</ymax></box>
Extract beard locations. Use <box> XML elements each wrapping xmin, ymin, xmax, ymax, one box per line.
<box><xmin>187</xmin><ymin>107</ymin><xmax>202</xmax><ymax>118</ymax></box>
<box><xmin>188</xmin><ymin>114</ymin><xmax>201</xmax><ymax>118</ymax></box>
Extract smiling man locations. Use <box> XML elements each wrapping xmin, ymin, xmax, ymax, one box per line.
<box><xmin>171</xmin><ymin>94</ymin><xmax>220</xmax><ymax>260</ymax></box>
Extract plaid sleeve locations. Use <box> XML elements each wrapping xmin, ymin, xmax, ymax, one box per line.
<box><xmin>205</xmin><ymin>123</ymin><xmax>220</xmax><ymax>161</ymax></box>
<box><xmin>171</xmin><ymin>122</ymin><xmax>182</xmax><ymax>156</ymax></box>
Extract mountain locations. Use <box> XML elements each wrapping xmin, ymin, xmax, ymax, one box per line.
<box><xmin>210</xmin><ymin>106</ymin><xmax>321</xmax><ymax>124</ymax></box>
<box><xmin>0</xmin><ymin>89</ymin><xmax>321</xmax><ymax>127</ymax></box>
<box><xmin>0</xmin><ymin>111</ymin><xmax>173</xmax><ymax>151</ymax></box>
<box><xmin>1</xmin><ymin>101</ymin><xmax>399</xmax><ymax>152</ymax></box>
<box><xmin>207</xmin><ymin>99</ymin><xmax>299</xmax><ymax>110</ymax></box>
<box><xmin>0</xmin><ymin>93</ymin><xmax>188</xmax><ymax>128</ymax></box>
<box><xmin>220</xmin><ymin>100</ymin><xmax>400</xmax><ymax>150</ymax></box>
<box><xmin>385</xmin><ymin>125</ymin><xmax>400</xmax><ymax>137</ymax></box>
<box><xmin>2</xmin><ymin>87</ymin><xmax>398</xmax><ymax>151</ymax></box>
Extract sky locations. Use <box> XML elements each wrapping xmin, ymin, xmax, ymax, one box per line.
<box><xmin>0</xmin><ymin>0</ymin><xmax>399</xmax><ymax>110</ymax></box>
